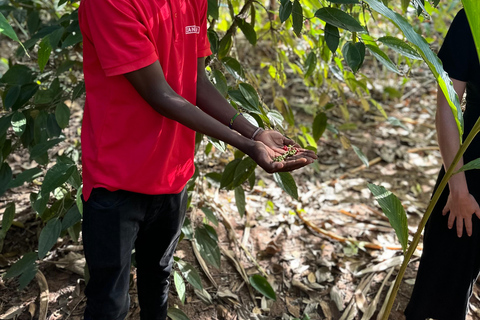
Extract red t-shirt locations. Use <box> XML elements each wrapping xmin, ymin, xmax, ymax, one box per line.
<box><xmin>78</xmin><ymin>0</ymin><xmax>212</xmax><ymax>200</ymax></box>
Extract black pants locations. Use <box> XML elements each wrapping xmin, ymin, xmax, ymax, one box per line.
<box><xmin>405</xmin><ymin>169</ymin><xmax>480</xmax><ymax>320</ymax></box>
<box><xmin>82</xmin><ymin>187</ymin><xmax>187</xmax><ymax>320</ymax></box>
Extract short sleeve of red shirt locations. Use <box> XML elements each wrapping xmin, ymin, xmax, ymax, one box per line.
<box><xmin>81</xmin><ymin>0</ymin><xmax>158</xmax><ymax>76</ymax></box>
<box><xmin>197</xmin><ymin>0</ymin><xmax>212</xmax><ymax>58</ymax></box>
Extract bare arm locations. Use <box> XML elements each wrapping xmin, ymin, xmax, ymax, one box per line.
<box><xmin>124</xmin><ymin>61</ymin><xmax>313</xmax><ymax>173</ymax></box>
<box><xmin>437</xmin><ymin>79</ymin><xmax>480</xmax><ymax>236</ymax></box>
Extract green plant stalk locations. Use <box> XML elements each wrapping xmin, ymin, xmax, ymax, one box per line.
<box><xmin>381</xmin><ymin>116</ymin><xmax>480</xmax><ymax>320</ymax></box>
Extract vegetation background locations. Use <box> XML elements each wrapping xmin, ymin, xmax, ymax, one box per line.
<box><xmin>0</xmin><ymin>0</ymin><xmax>478</xmax><ymax>319</ymax></box>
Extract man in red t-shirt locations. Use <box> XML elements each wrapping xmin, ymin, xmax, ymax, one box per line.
<box><xmin>79</xmin><ymin>0</ymin><xmax>316</xmax><ymax>319</ymax></box>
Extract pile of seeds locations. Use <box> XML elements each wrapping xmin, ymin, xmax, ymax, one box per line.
<box><xmin>274</xmin><ymin>145</ymin><xmax>299</xmax><ymax>162</ymax></box>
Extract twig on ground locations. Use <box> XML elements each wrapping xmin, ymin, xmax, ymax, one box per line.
<box><xmin>35</xmin><ymin>270</ymin><xmax>49</xmax><ymax>320</ymax></box>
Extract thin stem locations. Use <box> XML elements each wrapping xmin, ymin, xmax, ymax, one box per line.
<box><xmin>382</xmin><ymin>116</ymin><xmax>480</xmax><ymax>319</ymax></box>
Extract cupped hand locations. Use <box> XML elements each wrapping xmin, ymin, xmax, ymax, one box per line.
<box><xmin>442</xmin><ymin>192</ymin><xmax>480</xmax><ymax>237</ymax></box>
<box><xmin>254</xmin><ymin>129</ymin><xmax>317</xmax><ymax>162</ymax></box>
<box><xmin>249</xmin><ymin>141</ymin><xmax>315</xmax><ymax>173</ymax></box>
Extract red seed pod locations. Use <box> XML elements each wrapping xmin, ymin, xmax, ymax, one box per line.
<box><xmin>283</xmin><ymin>145</ymin><xmax>288</xmax><ymax>151</ymax></box>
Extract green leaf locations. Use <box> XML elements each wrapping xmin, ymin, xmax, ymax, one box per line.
<box><xmin>29</xmin><ymin>138</ymin><xmax>64</xmax><ymax>161</ymax></box>
<box><xmin>363</xmin><ymin>0</ymin><xmax>463</xmax><ymax>139</ymax></box>
<box><xmin>1</xmin><ymin>202</ymin><xmax>15</xmax><ymax>237</ymax></box>
<box><xmin>366</xmin><ymin>44</ymin><xmax>401</xmax><ymax>75</ymax></box>
<box><xmin>62</xmin><ymin>205</ymin><xmax>81</xmax><ymax>230</ymax></box>
<box><xmin>195</xmin><ymin>225</ymin><xmax>221</xmax><ymax>269</ymax></box>
<box><xmin>61</xmin><ymin>31</ymin><xmax>82</xmax><ymax>48</ymax></box>
<box><xmin>327</xmin><ymin>0</ymin><xmax>359</xmax><ymax>3</ymax></box>
<box><xmin>342</xmin><ymin>42</ymin><xmax>364</xmax><ymax>73</ymax></box>
<box><xmin>12</xmin><ymin>83</ymin><xmax>39</xmax><ymax>111</ymax></box>
<box><xmin>233</xmin><ymin>157</ymin><xmax>257</xmax><ymax>188</ymax></box>
<box><xmin>4</xmin><ymin>85</ymin><xmax>21</xmax><ymax>110</ymax></box>
<box><xmin>292</xmin><ymin>0</ymin><xmax>303</xmax><ymax>36</ymax></box>
<box><xmin>368</xmin><ymin>183</ymin><xmax>408</xmax><ymax>252</ymax></box>
<box><xmin>313</xmin><ymin>112</ymin><xmax>328</xmax><ymax>141</ymax></box>
<box><xmin>176</xmin><ymin>260</ymin><xmax>203</xmax><ymax>291</ymax></box>
<box><xmin>32</xmin><ymin>192</ymin><xmax>49</xmax><ymax>216</ymax></box>
<box><xmin>200</xmin><ymin>207</ymin><xmax>218</xmax><ymax>226</ymax></box>
<box><xmin>304</xmin><ymin>52</ymin><xmax>317</xmax><ymax>77</ymax></box>
<box><xmin>0</xmin><ymin>65</ymin><xmax>34</xmax><ymax>86</ymax></box>
<box><xmin>238</xmin><ymin>19</ymin><xmax>257</xmax><ymax>46</ymax></box>
<box><xmin>279</xmin><ymin>0</ymin><xmax>293</xmax><ymax>23</ymax></box>
<box><xmin>174</xmin><ymin>271</ymin><xmax>186</xmax><ymax>304</ymax></box>
<box><xmin>0</xmin><ymin>162</ymin><xmax>12</xmax><ymax>197</ymax></box>
<box><xmin>234</xmin><ymin>186</ymin><xmax>246</xmax><ymax>218</ymax></box>
<box><xmin>0</xmin><ymin>11</ymin><xmax>19</xmax><ymax>42</ymax></box>
<box><xmin>38</xmin><ymin>37</ymin><xmax>52</xmax><ymax>72</ymax></box>
<box><xmin>4</xmin><ymin>252</ymin><xmax>37</xmax><ymax>279</ymax></box>
<box><xmin>218</xmin><ymin>34</ymin><xmax>233</xmax><ymax>60</ymax></box>
<box><xmin>8</xmin><ymin>168</ymin><xmax>42</xmax><ymax>189</ymax></box>
<box><xmin>387</xmin><ymin>116</ymin><xmax>408</xmax><ymax>131</ymax></box>
<box><xmin>167</xmin><ymin>308</ymin><xmax>191</xmax><ymax>320</ymax></box>
<box><xmin>211</xmin><ymin>69</ymin><xmax>228</xmax><ymax>97</ymax></box>
<box><xmin>11</xmin><ymin>111</ymin><xmax>26</xmax><ymax>136</ymax></box>
<box><xmin>228</xmin><ymin>90</ymin><xmax>260</xmax><ymax>114</ymax></box>
<box><xmin>352</xmin><ymin>145</ymin><xmax>369</xmax><ymax>167</ymax></box>
<box><xmin>401</xmin><ymin>0</ymin><xmax>409</xmax><ymax>13</ymax></box>
<box><xmin>41</xmin><ymin>162</ymin><xmax>76</xmax><ymax>196</ymax></box>
<box><xmin>456</xmin><ymin>158</ymin><xmax>480</xmax><ymax>174</ymax></box>
<box><xmin>220</xmin><ymin>159</ymin><xmax>241</xmax><ymax>189</ymax></box>
<box><xmin>463</xmin><ymin>0</ymin><xmax>480</xmax><ymax>62</ymax></box>
<box><xmin>55</xmin><ymin>103</ymin><xmax>70</xmax><ymax>129</ymax></box>
<box><xmin>207</xmin><ymin>29</ymin><xmax>219</xmax><ymax>54</ymax></box>
<box><xmin>314</xmin><ymin>8</ymin><xmax>364</xmax><ymax>33</ymax></box>
<box><xmin>208</xmin><ymin>0</ymin><xmax>219</xmax><ymax>19</ymax></box>
<box><xmin>378</xmin><ymin>36</ymin><xmax>422</xmax><ymax>60</ymax></box>
<box><xmin>0</xmin><ymin>115</ymin><xmax>13</xmax><ymax>137</ymax></box>
<box><xmin>76</xmin><ymin>186</ymin><xmax>83</xmax><ymax>215</ymax></box>
<box><xmin>18</xmin><ymin>262</ymin><xmax>37</xmax><ymax>290</ymax></box>
<box><xmin>221</xmin><ymin>57</ymin><xmax>245</xmax><ymax>80</ymax></box>
<box><xmin>249</xmin><ymin>274</ymin><xmax>276</xmax><ymax>300</ymax></box>
<box><xmin>325</xmin><ymin>24</ymin><xmax>340</xmax><ymax>53</ymax></box>
<box><xmin>273</xmin><ymin>172</ymin><xmax>298</xmax><ymax>200</ymax></box>
<box><xmin>38</xmin><ymin>218</ymin><xmax>62</xmax><ymax>259</ymax></box>
<box><xmin>239</xmin><ymin>83</ymin><xmax>260</xmax><ymax>111</ymax></box>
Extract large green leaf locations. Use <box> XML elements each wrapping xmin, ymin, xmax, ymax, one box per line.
<box><xmin>325</xmin><ymin>23</ymin><xmax>340</xmax><ymax>53</ymax></box>
<box><xmin>220</xmin><ymin>159</ymin><xmax>241</xmax><ymax>189</ymax></box>
<box><xmin>0</xmin><ymin>12</ymin><xmax>26</xmax><ymax>53</ymax></box>
<box><xmin>167</xmin><ymin>308</ymin><xmax>191</xmax><ymax>320</ymax></box>
<box><xmin>0</xmin><ymin>65</ymin><xmax>34</xmax><ymax>86</ymax></box>
<box><xmin>368</xmin><ymin>184</ymin><xmax>408</xmax><ymax>252</ymax></box>
<box><xmin>29</xmin><ymin>138</ymin><xmax>64</xmax><ymax>160</ymax></box>
<box><xmin>342</xmin><ymin>42</ymin><xmax>365</xmax><ymax>73</ymax></box>
<box><xmin>363</xmin><ymin>0</ymin><xmax>463</xmax><ymax>139</ymax></box>
<box><xmin>61</xmin><ymin>205</ymin><xmax>81</xmax><ymax>230</ymax></box>
<box><xmin>292</xmin><ymin>0</ymin><xmax>303</xmax><ymax>36</ymax></box>
<box><xmin>40</xmin><ymin>162</ymin><xmax>76</xmax><ymax>196</ymax></box>
<box><xmin>232</xmin><ymin>157</ymin><xmax>257</xmax><ymax>188</ymax></box>
<box><xmin>234</xmin><ymin>186</ymin><xmax>246</xmax><ymax>218</ymax></box>
<box><xmin>200</xmin><ymin>207</ymin><xmax>218</xmax><ymax>226</ymax></box>
<box><xmin>221</xmin><ymin>57</ymin><xmax>245</xmax><ymax>80</ymax></box>
<box><xmin>279</xmin><ymin>0</ymin><xmax>293</xmax><ymax>23</ymax></box>
<box><xmin>195</xmin><ymin>226</ymin><xmax>221</xmax><ymax>269</ymax></box>
<box><xmin>176</xmin><ymin>260</ymin><xmax>203</xmax><ymax>291</ymax></box>
<box><xmin>207</xmin><ymin>0</ymin><xmax>219</xmax><ymax>19</ymax></box>
<box><xmin>1</xmin><ymin>202</ymin><xmax>15</xmax><ymax>239</ymax></box>
<box><xmin>18</xmin><ymin>263</ymin><xmax>37</xmax><ymax>290</ymax></box>
<box><xmin>174</xmin><ymin>271</ymin><xmax>186</xmax><ymax>304</ymax></box>
<box><xmin>463</xmin><ymin>0</ymin><xmax>480</xmax><ymax>62</ymax></box>
<box><xmin>11</xmin><ymin>112</ymin><xmax>26</xmax><ymax>136</ymax></box>
<box><xmin>0</xmin><ymin>162</ymin><xmax>12</xmax><ymax>197</ymax></box>
<box><xmin>378</xmin><ymin>36</ymin><xmax>422</xmax><ymax>60</ymax></box>
<box><xmin>7</xmin><ymin>168</ymin><xmax>42</xmax><ymax>189</ymax></box>
<box><xmin>38</xmin><ymin>218</ymin><xmax>62</xmax><ymax>259</ymax></box>
<box><xmin>239</xmin><ymin>83</ymin><xmax>260</xmax><ymax>112</ymax></box>
<box><xmin>456</xmin><ymin>158</ymin><xmax>480</xmax><ymax>174</ymax></box>
<box><xmin>211</xmin><ymin>70</ymin><xmax>228</xmax><ymax>97</ymax></box>
<box><xmin>314</xmin><ymin>8</ymin><xmax>365</xmax><ymax>33</ymax></box>
<box><xmin>38</xmin><ymin>37</ymin><xmax>52</xmax><ymax>72</ymax></box>
<box><xmin>366</xmin><ymin>44</ymin><xmax>401</xmax><ymax>74</ymax></box>
<box><xmin>273</xmin><ymin>172</ymin><xmax>298</xmax><ymax>200</ymax></box>
<box><xmin>218</xmin><ymin>34</ymin><xmax>233</xmax><ymax>59</ymax></box>
<box><xmin>237</xmin><ymin>19</ymin><xmax>257</xmax><ymax>46</ymax></box>
<box><xmin>4</xmin><ymin>252</ymin><xmax>37</xmax><ymax>279</ymax></box>
<box><xmin>55</xmin><ymin>103</ymin><xmax>70</xmax><ymax>129</ymax></box>
<box><xmin>304</xmin><ymin>52</ymin><xmax>317</xmax><ymax>77</ymax></box>
<box><xmin>249</xmin><ymin>275</ymin><xmax>276</xmax><ymax>300</ymax></box>
<box><xmin>4</xmin><ymin>85</ymin><xmax>21</xmax><ymax>110</ymax></box>
<box><xmin>313</xmin><ymin>112</ymin><xmax>327</xmax><ymax>141</ymax></box>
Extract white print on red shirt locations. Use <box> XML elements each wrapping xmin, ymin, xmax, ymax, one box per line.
<box><xmin>186</xmin><ymin>26</ymin><xmax>200</xmax><ymax>34</ymax></box>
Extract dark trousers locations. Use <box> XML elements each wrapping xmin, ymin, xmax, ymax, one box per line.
<box><xmin>405</xmin><ymin>169</ymin><xmax>480</xmax><ymax>320</ymax></box>
<box><xmin>82</xmin><ymin>187</ymin><xmax>187</xmax><ymax>320</ymax></box>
